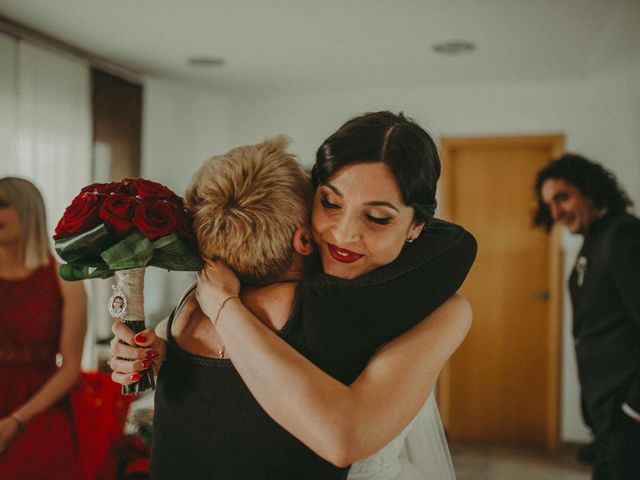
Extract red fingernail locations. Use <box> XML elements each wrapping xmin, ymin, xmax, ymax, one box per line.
<box><xmin>130</xmin><ymin>373</ymin><xmax>142</xmax><ymax>381</ymax></box>
<box><xmin>134</xmin><ymin>333</ymin><xmax>147</xmax><ymax>343</ymax></box>
<box><xmin>141</xmin><ymin>359</ymin><xmax>152</xmax><ymax>368</ymax></box>
<box><xmin>146</xmin><ymin>350</ymin><xmax>159</xmax><ymax>358</ymax></box>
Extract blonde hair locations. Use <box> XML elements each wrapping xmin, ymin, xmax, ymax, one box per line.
<box><xmin>0</xmin><ymin>177</ymin><xmax>51</xmax><ymax>269</ymax></box>
<box><xmin>185</xmin><ymin>136</ymin><xmax>312</xmax><ymax>285</ymax></box>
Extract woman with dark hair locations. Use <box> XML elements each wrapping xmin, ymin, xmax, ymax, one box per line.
<box><xmin>112</xmin><ymin>112</ymin><xmax>475</xmax><ymax>479</ymax></box>
<box><xmin>314</xmin><ymin>111</ymin><xmax>440</xmax><ymax>224</ymax></box>
<box><xmin>0</xmin><ymin>177</ymin><xmax>87</xmax><ymax>479</ymax></box>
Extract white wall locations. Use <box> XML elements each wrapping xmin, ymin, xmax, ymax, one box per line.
<box><xmin>228</xmin><ymin>70</ymin><xmax>640</xmax><ymax>200</ymax></box>
<box><xmin>140</xmin><ymin>78</ymin><xmax>234</xmax><ymax>324</ymax></box>
<box><xmin>141</xmin><ymin>78</ymin><xmax>235</xmax><ymax>195</ymax></box>
<box><xmin>219</xmin><ymin>65</ymin><xmax>640</xmax><ymax>443</ymax></box>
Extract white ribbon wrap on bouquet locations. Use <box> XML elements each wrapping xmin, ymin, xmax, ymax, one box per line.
<box><xmin>110</xmin><ymin>267</ymin><xmax>155</xmax><ymax>394</ymax></box>
<box><xmin>113</xmin><ymin>268</ymin><xmax>145</xmax><ymax>321</ymax></box>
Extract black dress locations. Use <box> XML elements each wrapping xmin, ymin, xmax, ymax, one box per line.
<box><xmin>152</xmin><ymin>219</ymin><xmax>477</xmax><ymax>480</ymax></box>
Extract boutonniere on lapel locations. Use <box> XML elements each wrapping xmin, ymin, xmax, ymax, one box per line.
<box><xmin>575</xmin><ymin>256</ymin><xmax>588</xmax><ymax>287</ymax></box>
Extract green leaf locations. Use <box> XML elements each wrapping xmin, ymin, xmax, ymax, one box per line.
<box><xmin>56</xmin><ymin>227</ymin><xmax>202</xmax><ymax>280</ymax></box>
<box><xmin>101</xmin><ymin>230</ymin><xmax>153</xmax><ymax>270</ymax></box>
<box><xmin>149</xmin><ymin>233</ymin><xmax>204</xmax><ymax>271</ymax></box>
<box><xmin>59</xmin><ymin>263</ymin><xmax>115</xmax><ymax>280</ymax></box>
<box><xmin>55</xmin><ymin>224</ymin><xmax>119</xmax><ymax>264</ymax></box>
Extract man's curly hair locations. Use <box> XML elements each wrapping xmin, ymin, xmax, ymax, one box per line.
<box><xmin>185</xmin><ymin>136</ymin><xmax>312</xmax><ymax>285</ymax></box>
<box><xmin>533</xmin><ymin>153</ymin><xmax>633</xmax><ymax>231</ymax></box>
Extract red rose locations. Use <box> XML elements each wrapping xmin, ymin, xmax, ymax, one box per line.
<box><xmin>99</xmin><ymin>194</ymin><xmax>137</xmax><ymax>236</ymax></box>
<box><xmin>132</xmin><ymin>200</ymin><xmax>177</xmax><ymax>240</ymax></box>
<box><xmin>54</xmin><ymin>193</ymin><xmax>101</xmax><ymax>239</ymax></box>
<box><xmin>80</xmin><ymin>182</ymin><xmax>128</xmax><ymax>196</ymax></box>
<box><xmin>130</xmin><ymin>179</ymin><xmax>177</xmax><ymax>202</ymax></box>
<box><xmin>170</xmin><ymin>203</ymin><xmax>195</xmax><ymax>241</ymax></box>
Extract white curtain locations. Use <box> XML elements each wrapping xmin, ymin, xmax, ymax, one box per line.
<box><xmin>0</xmin><ymin>32</ymin><xmax>18</xmax><ymax>172</ymax></box>
<box><xmin>1</xmin><ymin>37</ymin><xmax>92</xmax><ymax>237</ymax></box>
<box><xmin>13</xmin><ymin>41</ymin><xmax>92</xmax><ymax>232</ymax></box>
<box><xmin>2</xmin><ymin>36</ymin><xmax>95</xmax><ymax>368</ymax></box>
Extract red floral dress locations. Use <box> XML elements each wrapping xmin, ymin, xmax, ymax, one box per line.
<box><xmin>0</xmin><ymin>258</ymin><xmax>81</xmax><ymax>479</ymax></box>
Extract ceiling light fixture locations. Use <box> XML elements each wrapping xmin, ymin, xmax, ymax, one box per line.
<box><xmin>432</xmin><ymin>41</ymin><xmax>476</xmax><ymax>55</ymax></box>
<box><xmin>187</xmin><ymin>56</ymin><xmax>225</xmax><ymax>67</ymax></box>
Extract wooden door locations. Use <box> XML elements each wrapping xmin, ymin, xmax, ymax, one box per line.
<box><xmin>437</xmin><ymin>135</ymin><xmax>564</xmax><ymax>448</ymax></box>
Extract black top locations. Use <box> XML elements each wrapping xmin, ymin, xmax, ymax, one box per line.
<box><xmin>151</xmin><ymin>219</ymin><xmax>477</xmax><ymax>479</ymax></box>
<box><xmin>569</xmin><ymin>211</ymin><xmax>640</xmax><ymax>434</ymax></box>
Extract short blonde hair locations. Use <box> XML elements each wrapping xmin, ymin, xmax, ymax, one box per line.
<box><xmin>0</xmin><ymin>177</ymin><xmax>51</xmax><ymax>269</ymax></box>
<box><xmin>185</xmin><ymin>136</ymin><xmax>312</xmax><ymax>285</ymax></box>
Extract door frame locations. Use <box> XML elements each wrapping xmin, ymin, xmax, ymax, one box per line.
<box><xmin>437</xmin><ymin>134</ymin><xmax>565</xmax><ymax>449</ymax></box>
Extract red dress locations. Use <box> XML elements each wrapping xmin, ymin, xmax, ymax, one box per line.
<box><xmin>0</xmin><ymin>258</ymin><xmax>81</xmax><ymax>480</ymax></box>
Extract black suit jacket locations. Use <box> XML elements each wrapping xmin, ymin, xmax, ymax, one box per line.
<box><xmin>569</xmin><ymin>212</ymin><xmax>640</xmax><ymax>434</ymax></box>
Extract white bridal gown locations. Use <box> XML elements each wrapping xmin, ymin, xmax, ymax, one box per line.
<box><xmin>348</xmin><ymin>394</ymin><xmax>455</xmax><ymax>480</ymax></box>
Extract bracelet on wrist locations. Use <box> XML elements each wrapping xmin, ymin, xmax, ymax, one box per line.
<box><xmin>213</xmin><ymin>295</ymin><xmax>240</xmax><ymax>326</ymax></box>
<box><xmin>12</xmin><ymin>412</ymin><xmax>26</xmax><ymax>432</ymax></box>
<box><xmin>622</xmin><ymin>402</ymin><xmax>640</xmax><ymax>423</ymax></box>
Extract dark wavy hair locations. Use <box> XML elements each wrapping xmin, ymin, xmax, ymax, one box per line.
<box><xmin>533</xmin><ymin>154</ymin><xmax>633</xmax><ymax>231</ymax></box>
<box><xmin>311</xmin><ymin>111</ymin><xmax>440</xmax><ymax>226</ymax></box>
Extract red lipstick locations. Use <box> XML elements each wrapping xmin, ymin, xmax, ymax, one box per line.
<box><xmin>327</xmin><ymin>243</ymin><xmax>363</xmax><ymax>263</ymax></box>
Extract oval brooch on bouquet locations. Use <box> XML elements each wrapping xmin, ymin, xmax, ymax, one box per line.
<box><xmin>108</xmin><ymin>288</ymin><xmax>128</xmax><ymax>318</ymax></box>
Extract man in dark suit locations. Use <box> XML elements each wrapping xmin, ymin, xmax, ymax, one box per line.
<box><xmin>533</xmin><ymin>154</ymin><xmax>640</xmax><ymax>479</ymax></box>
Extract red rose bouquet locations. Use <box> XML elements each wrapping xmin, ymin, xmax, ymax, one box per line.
<box><xmin>54</xmin><ymin>179</ymin><xmax>203</xmax><ymax>394</ymax></box>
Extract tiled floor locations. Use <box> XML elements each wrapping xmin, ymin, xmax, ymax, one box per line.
<box><xmin>450</xmin><ymin>442</ymin><xmax>592</xmax><ymax>480</ymax></box>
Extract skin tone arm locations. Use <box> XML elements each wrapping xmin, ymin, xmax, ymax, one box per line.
<box><xmin>110</xmin><ymin>275</ymin><xmax>470</xmax><ymax>466</ymax></box>
<box><xmin>196</xmin><ymin>260</ymin><xmax>471</xmax><ymax>467</ymax></box>
<box><xmin>0</xmin><ymin>273</ymin><xmax>87</xmax><ymax>454</ymax></box>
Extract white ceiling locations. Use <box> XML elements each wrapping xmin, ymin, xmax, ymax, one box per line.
<box><xmin>1</xmin><ymin>0</ymin><xmax>639</xmax><ymax>91</ymax></box>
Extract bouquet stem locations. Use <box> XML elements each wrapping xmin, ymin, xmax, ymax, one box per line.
<box><xmin>113</xmin><ymin>268</ymin><xmax>155</xmax><ymax>395</ymax></box>
<box><xmin>121</xmin><ymin>318</ymin><xmax>155</xmax><ymax>394</ymax></box>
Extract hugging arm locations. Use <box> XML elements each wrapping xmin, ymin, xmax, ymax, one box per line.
<box><xmin>109</xmin><ymin>277</ymin><xmax>470</xmax><ymax>466</ymax></box>
<box><xmin>197</xmin><ymin>262</ymin><xmax>471</xmax><ymax>466</ymax></box>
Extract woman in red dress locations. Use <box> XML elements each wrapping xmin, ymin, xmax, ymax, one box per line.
<box><xmin>0</xmin><ymin>177</ymin><xmax>87</xmax><ymax>480</ymax></box>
